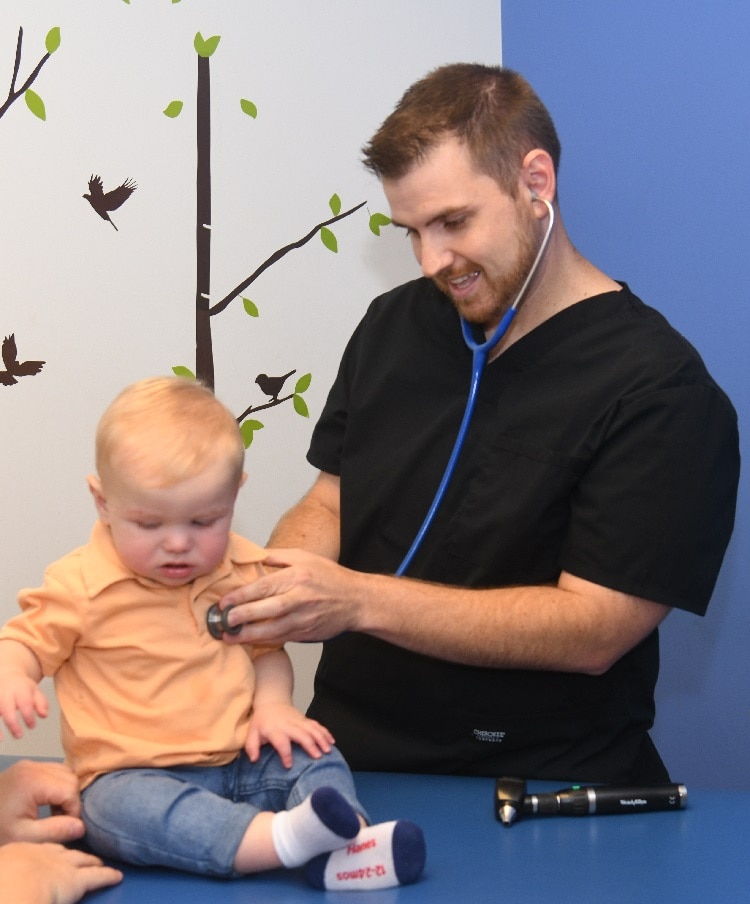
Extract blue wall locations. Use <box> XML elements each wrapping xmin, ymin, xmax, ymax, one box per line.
<box><xmin>503</xmin><ymin>1</ymin><xmax>749</xmax><ymax>789</ymax></box>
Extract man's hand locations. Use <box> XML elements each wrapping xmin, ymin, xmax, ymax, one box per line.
<box><xmin>219</xmin><ymin>548</ymin><xmax>361</xmax><ymax>646</ymax></box>
<box><xmin>0</xmin><ymin>842</ymin><xmax>122</xmax><ymax>904</ymax></box>
<box><xmin>246</xmin><ymin>700</ymin><xmax>335</xmax><ymax>768</ymax></box>
<box><xmin>0</xmin><ymin>760</ymin><xmax>85</xmax><ymax>845</ymax></box>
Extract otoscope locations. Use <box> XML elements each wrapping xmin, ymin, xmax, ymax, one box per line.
<box><xmin>495</xmin><ymin>776</ymin><xmax>687</xmax><ymax>827</ymax></box>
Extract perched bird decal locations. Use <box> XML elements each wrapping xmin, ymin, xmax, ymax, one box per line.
<box><xmin>83</xmin><ymin>175</ymin><xmax>137</xmax><ymax>230</ymax></box>
<box><xmin>255</xmin><ymin>369</ymin><xmax>296</xmax><ymax>402</ymax></box>
<box><xmin>0</xmin><ymin>334</ymin><xmax>45</xmax><ymax>386</ymax></box>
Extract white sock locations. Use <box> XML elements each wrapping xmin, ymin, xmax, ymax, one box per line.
<box><xmin>303</xmin><ymin>820</ymin><xmax>426</xmax><ymax>890</ymax></box>
<box><xmin>271</xmin><ymin>787</ymin><xmax>361</xmax><ymax>868</ymax></box>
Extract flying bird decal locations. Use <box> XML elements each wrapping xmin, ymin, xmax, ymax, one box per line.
<box><xmin>0</xmin><ymin>334</ymin><xmax>45</xmax><ymax>386</ymax></box>
<box><xmin>83</xmin><ymin>175</ymin><xmax>137</xmax><ymax>230</ymax></box>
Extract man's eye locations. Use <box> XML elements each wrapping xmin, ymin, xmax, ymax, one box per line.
<box><xmin>443</xmin><ymin>218</ymin><xmax>465</xmax><ymax>231</ymax></box>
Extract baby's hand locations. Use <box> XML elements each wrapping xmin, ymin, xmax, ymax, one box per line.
<box><xmin>0</xmin><ymin>674</ymin><xmax>48</xmax><ymax>740</ymax></box>
<box><xmin>245</xmin><ymin>701</ymin><xmax>334</xmax><ymax>768</ymax></box>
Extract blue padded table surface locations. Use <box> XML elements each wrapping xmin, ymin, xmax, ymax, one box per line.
<box><xmin>3</xmin><ymin>758</ymin><xmax>749</xmax><ymax>903</ymax></box>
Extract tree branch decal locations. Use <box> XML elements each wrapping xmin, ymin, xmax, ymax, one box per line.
<box><xmin>0</xmin><ymin>26</ymin><xmax>60</xmax><ymax>123</ymax></box>
<box><xmin>208</xmin><ymin>200</ymin><xmax>367</xmax><ymax>317</ymax></box>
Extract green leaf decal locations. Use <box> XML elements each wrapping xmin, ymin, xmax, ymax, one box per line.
<box><xmin>25</xmin><ymin>90</ymin><xmax>46</xmax><ymax>121</ymax></box>
<box><xmin>369</xmin><ymin>212</ymin><xmax>392</xmax><ymax>236</ymax></box>
<box><xmin>294</xmin><ymin>373</ymin><xmax>312</xmax><ymax>394</ymax></box>
<box><xmin>172</xmin><ymin>366</ymin><xmax>196</xmax><ymax>379</ymax></box>
<box><xmin>163</xmin><ymin>100</ymin><xmax>184</xmax><ymax>118</ymax></box>
<box><xmin>293</xmin><ymin>394</ymin><xmax>310</xmax><ymax>418</ymax></box>
<box><xmin>320</xmin><ymin>227</ymin><xmax>338</xmax><ymax>253</ymax></box>
<box><xmin>194</xmin><ymin>33</ymin><xmax>221</xmax><ymax>58</ymax></box>
<box><xmin>45</xmin><ymin>27</ymin><xmax>61</xmax><ymax>54</ymax></box>
<box><xmin>240</xmin><ymin>98</ymin><xmax>258</xmax><ymax>119</ymax></box>
<box><xmin>242</xmin><ymin>297</ymin><xmax>259</xmax><ymax>317</ymax></box>
<box><xmin>329</xmin><ymin>194</ymin><xmax>342</xmax><ymax>216</ymax></box>
<box><xmin>240</xmin><ymin>419</ymin><xmax>264</xmax><ymax>448</ymax></box>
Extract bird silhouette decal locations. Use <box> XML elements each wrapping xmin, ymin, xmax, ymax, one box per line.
<box><xmin>0</xmin><ymin>334</ymin><xmax>45</xmax><ymax>386</ymax></box>
<box><xmin>255</xmin><ymin>369</ymin><xmax>296</xmax><ymax>401</ymax></box>
<box><xmin>83</xmin><ymin>175</ymin><xmax>137</xmax><ymax>230</ymax></box>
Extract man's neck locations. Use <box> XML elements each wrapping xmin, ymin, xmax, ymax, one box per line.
<box><xmin>487</xmin><ymin>234</ymin><xmax>619</xmax><ymax>359</ymax></box>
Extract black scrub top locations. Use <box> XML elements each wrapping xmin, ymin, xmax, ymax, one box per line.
<box><xmin>306</xmin><ymin>278</ymin><xmax>739</xmax><ymax>781</ymax></box>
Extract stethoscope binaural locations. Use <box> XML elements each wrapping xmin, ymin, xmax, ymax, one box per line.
<box><xmin>395</xmin><ymin>193</ymin><xmax>556</xmax><ymax>576</ymax></box>
<box><xmin>207</xmin><ymin>194</ymin><xmax>555</xmax><ymax>637</ymax></box>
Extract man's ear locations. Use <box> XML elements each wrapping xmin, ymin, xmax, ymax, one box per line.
<box><xmin>521</xmin><ymin>149</ymin><xmax>557</xmax><ymax>210</ymax></box>
<box><xmin>87</xmin><ymin>475</ymin><xmax>110</xmax><ymax>523</ymax></box>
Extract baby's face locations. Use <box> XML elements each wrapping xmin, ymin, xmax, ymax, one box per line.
<box><xmin>92</xmin><ymin>459</ymin><xmax>241</xmax><ymax>586</ymax></box>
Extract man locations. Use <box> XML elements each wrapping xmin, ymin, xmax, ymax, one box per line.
<box><xmin>220</xmin><ymin>64</ymin><xmax>739</xmax><ymax>782</ymax></box>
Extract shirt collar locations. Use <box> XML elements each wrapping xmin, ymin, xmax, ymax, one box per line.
<box><xmin>80</xmin><ymin>520</ymin><xmax>267</xmax><ymax>598</ymax></box>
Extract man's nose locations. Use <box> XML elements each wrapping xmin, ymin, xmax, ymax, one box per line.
<box><xmin>416</xmin><ymin>236</ymin><xmax>453</xmax><ymax>279</ymax></box>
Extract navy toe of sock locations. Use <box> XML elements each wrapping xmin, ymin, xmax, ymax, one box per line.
<box><xmin>303</xmin><ymin>853</ymin><xmax>327</xmax><ymax>889</ymax></box>
<box><xmin>309</xmin><ymin>787</ymin><xmax>360</xmax><ymax>839</ymax></box>
<box><xmin>393</xmin><ymin>820</ymin><xmax>427</xmax><ymax>885</ymax></box>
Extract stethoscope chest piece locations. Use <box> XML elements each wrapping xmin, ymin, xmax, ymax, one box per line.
<box><xmin>206</xmin><ymin>603</ymin><xmax>241</xmax><ymax>639</ymax></box>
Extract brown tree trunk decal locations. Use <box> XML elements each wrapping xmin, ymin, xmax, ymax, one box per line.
<box><xmin>195</xmin><ymin>52</ymin><xmax>214</xmax><ymax>389</ymax></box>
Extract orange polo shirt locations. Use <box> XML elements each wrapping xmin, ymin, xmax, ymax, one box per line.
<box><xmin>0</xmin><ymin>521</ymin><xmax>279</xmax><ymax>788</ymax></box>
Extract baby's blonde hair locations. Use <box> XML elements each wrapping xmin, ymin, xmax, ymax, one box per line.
<box><xmin>95</xmin><ymin>376</ymin><xmax>244</xmax><ymax>489</ymax></box>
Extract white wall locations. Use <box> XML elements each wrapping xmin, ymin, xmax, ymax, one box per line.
<box><xmin>0</xmin><ymin>0</ymin><xmax>501</xmax><ymax>757</ymax></box>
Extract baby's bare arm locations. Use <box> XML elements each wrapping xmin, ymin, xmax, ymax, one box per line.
<box><xmin>0</xmin><ymin>639</ymin><xmax>46</xmax><ymax>740</ymax></box>
<box><xmin>246</xmin><ymin>649</ymin><xmax>334</xmax><ymax>767</ymax></box>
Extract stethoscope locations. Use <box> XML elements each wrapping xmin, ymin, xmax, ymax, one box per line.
<box><xmin>395</xmin><ymin>194</ymin><xmax>555</xmax><ymax>576</ymax></box>
<box><xmin>207</xmin><ymin>194</ymin><xmax>555</xmax><ymax>636</ymax></box>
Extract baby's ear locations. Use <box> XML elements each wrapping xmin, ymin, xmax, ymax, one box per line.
<box><xmin>87</xmin><ymin>475</ymin><xmax>109</xmax><ymax>522</ymax></box>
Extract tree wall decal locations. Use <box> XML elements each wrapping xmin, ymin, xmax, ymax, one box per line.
<box><xmin>166</xmin><ymin>32</ymin><xmax>390</xmax><ymax>448</ymax></box>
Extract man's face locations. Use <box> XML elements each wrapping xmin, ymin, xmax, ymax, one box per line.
<box><xmin>383</xmin><ymin>136</ymin><xmax>539</xmax><ymax>332</ymax></box>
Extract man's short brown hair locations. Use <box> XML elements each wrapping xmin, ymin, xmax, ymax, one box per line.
<box><xmin>362</xmin><ymin>63</ymin><xmax>561</xmax><ymax>197</ymax></box>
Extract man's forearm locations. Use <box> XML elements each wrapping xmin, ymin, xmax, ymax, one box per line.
<box><xmin>348</xmin><ymin>568</ymin><xmax>670</xmax><ymax>675</ymax></box>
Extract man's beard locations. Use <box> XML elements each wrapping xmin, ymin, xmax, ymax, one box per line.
<box><xmin>434</xmin><ymin>211</ymin><xmax>540</xmax><ymax>329</ymax></box>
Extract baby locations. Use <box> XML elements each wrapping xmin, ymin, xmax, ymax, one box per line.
<box><xmin>0</xmin><ymin>376</ymin><xmax>424</xmax><ymax>890</ymax></box>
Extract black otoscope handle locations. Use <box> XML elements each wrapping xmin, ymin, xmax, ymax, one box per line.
<box><xmin>523</xmin><ymin>783</ymin><xmax>687</xmax><ymax>817</ymax></box>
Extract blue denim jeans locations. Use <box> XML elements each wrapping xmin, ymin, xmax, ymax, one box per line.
<box><xmin>81</xmin><ymin>745</ymin><xmax>367</xmax><ymax>877</ymax></box>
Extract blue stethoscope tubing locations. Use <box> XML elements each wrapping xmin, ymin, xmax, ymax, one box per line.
<box><xmin>395</xmin><ymin>196</ymin><xmax>555</xmax><ymax>576</ymax></box>
<box><xmin>206</xmin><ymin>199</ymin><xmax>554</xmax><ymax>638</ymax></box>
